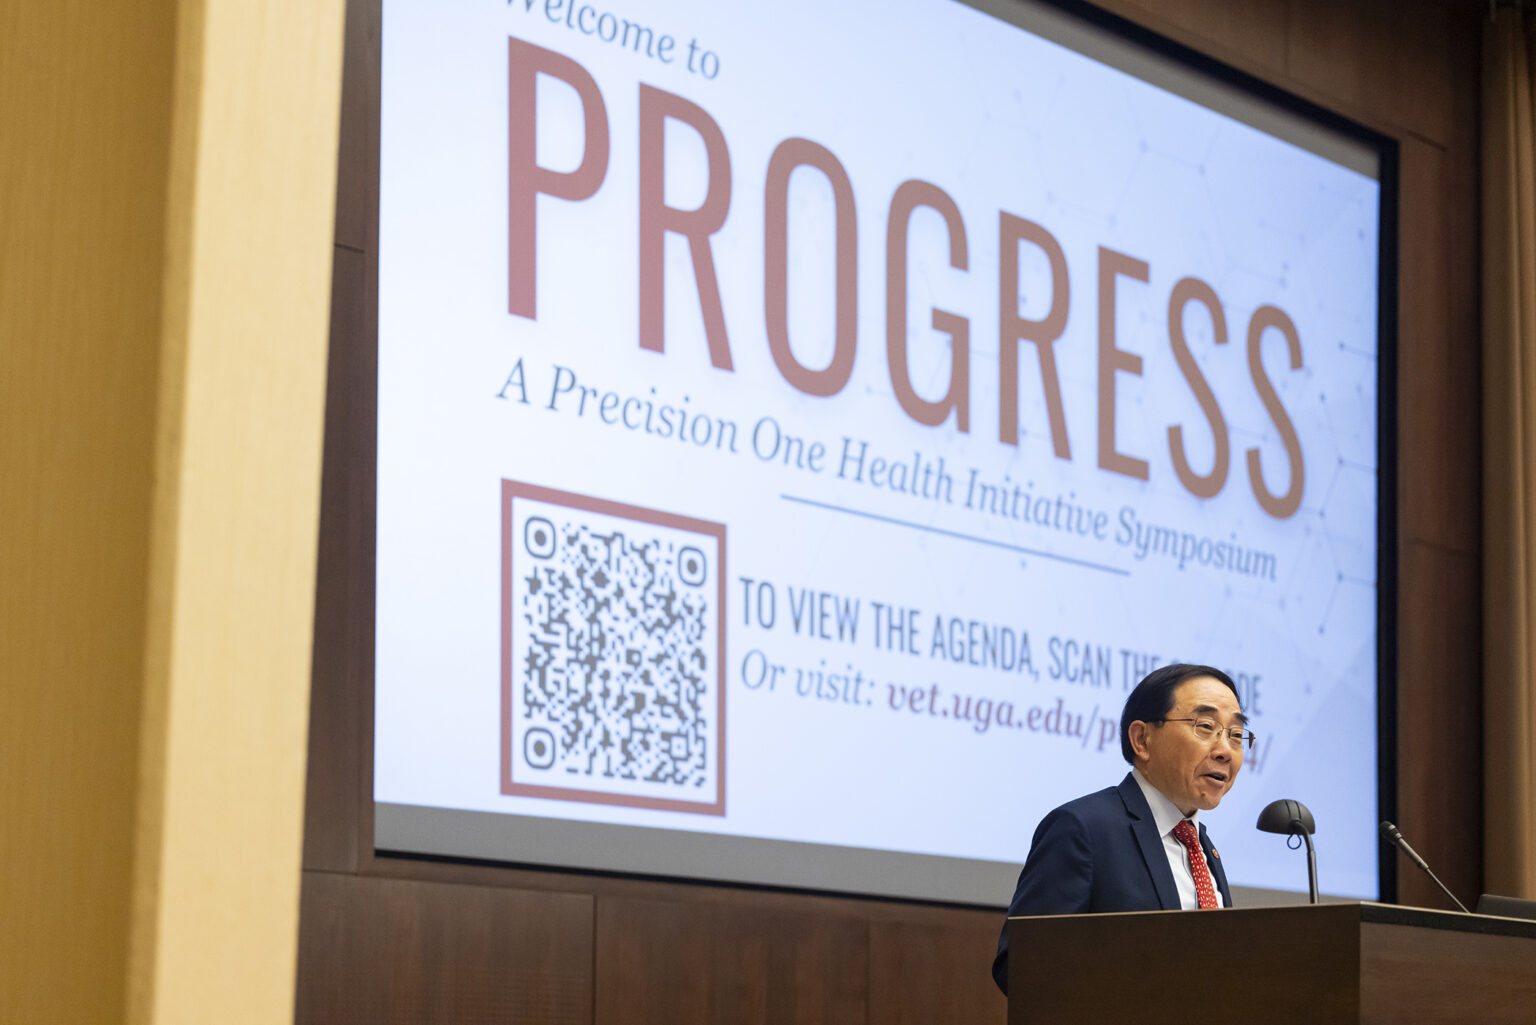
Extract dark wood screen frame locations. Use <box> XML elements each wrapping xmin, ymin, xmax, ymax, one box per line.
<box><xmin>297</xmin><ymin>1</ymin><xmax>1484</xmax><ymax>1021</ymax></box>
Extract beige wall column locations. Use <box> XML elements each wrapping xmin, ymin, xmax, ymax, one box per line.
<box><xmin>1483</xmin><ymin>6</ymin><xmax>1536</xmax><ymax>899</ymax></box>
<box><xmin>1</xmin><ymin>1</ymin><xmax>345</xmax><ymax>1022</ymax></box>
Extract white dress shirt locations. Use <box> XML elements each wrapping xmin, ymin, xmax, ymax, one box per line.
<box><xmin>1131</xmin><ymin>767</ymin><xmax>1227</xmax><ymax>909</ymax></box>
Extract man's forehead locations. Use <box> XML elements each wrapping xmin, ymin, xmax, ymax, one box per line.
<box><xmin>1186</xmin><ymin>701</ymin><xmax>1248</xmax><ymax>725</ymax></box>
<box><xmin>1172</xmin><ymin>677</ymin><xmax>1243</xmax><ymax>716</ymax></box>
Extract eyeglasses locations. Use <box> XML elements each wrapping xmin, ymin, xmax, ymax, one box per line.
<box><xmin>1155</xmin><ymin>717</ymin><xmax>1256</xmax><ymax>750</ymax></box>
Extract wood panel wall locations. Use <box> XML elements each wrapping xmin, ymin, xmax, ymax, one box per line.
<box><xmin>297</xmin><ymin>1</ymin><xmax>1485</xmax><ymax>1020</ymax></box>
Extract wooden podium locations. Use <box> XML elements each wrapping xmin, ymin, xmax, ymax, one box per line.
<box><xmin>1005</xmin><ymin>902</ymin><xmax>1536</xmax><ymax>1025</ymax></box>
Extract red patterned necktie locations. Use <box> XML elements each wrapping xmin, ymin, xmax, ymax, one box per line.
<box><xmin>1173</xmin><ymin>818</ymin><xmax>1219</xmax><ymax>909</ymax></box>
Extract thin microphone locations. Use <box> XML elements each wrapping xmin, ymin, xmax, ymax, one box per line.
<box><xmin>1379</xmin><ymin>821</ymin><xmax>1470</xmax><ymax>913</ymax></box>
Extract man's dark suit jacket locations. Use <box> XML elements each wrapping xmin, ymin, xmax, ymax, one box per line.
<box><xmin>992</xmin><ymin>772</ymin><xmax>1233</xmax><ymax>994</ymax></box>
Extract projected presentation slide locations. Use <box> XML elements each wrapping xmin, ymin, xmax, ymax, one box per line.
<box><xmin>374</xmin><ymin>0</ymin><xmax>1383</xmax><ymax>903</ymax></box>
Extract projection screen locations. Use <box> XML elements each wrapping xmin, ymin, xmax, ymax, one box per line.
<box><xmin>373</xmin><ymin>0</ymin><xmax>1386</xmax><ymax>905</ymax></box>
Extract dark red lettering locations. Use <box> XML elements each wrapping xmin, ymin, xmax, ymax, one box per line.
<box><xmin>886</xmin><ymin>180</ymin><xmax>970</xmax><ymax>431</ymax></box>
<box><xmin>1096</xmin><ymin>247</ymin><xmax>1149</xmax><ymax>480</ymax></box>
<box><xmin>507</xmin><ymin>36</ymin><xmax>609</xmax><ymax>319</ymax></box>
<box><xmin>1246</xmin><ymin>305</ymin><xmax>1305</xmax><ymax>518</ymax></box>
<box><xmin>1167</xmin><ymin>277</ymin><xmax>1230</xmax><ymax>498</ymax></box>
<box><xmin>999</xmin><ymin>213</ymin><xmax>1070</xmax><ymax>456</ymax></box>
<box><xmin>638</xmin><ymin>84</ymin><xmax>733</xmax><ymax>368</ymax></box>
<box><xmin>763</xmin><ymin>138</ymin><xmax>858</xmax><ymax>396</ymax></box>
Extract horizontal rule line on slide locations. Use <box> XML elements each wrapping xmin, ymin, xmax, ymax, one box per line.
<box><xmin>779</xmin><ymin>494</ymin><xmax>1131</xmax><ymax>577</ymax></box>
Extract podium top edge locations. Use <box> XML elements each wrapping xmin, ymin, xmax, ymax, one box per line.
<box><xmin>1006</xmin><ymin>901</ymin><xmax>1536</xmax><ymax>939</ymax></box>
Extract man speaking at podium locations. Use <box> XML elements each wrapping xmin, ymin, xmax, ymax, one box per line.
<box><xmin>992</xmin><ymin>663</ymin><xmax>1252</xmax><ymax>994</ymax></box>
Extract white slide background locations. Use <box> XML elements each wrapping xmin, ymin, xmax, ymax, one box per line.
<box><xmin>375</xmin><ymin>0</ymin><xmax>1382</xmax><ymax>901</ymax></box>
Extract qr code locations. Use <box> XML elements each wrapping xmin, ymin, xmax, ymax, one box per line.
<box><xmin>500</xmin><ymin>479</ymin><xmax>725</xmax><ymax>815</ymax></box>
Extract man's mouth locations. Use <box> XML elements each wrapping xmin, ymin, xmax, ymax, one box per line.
<box><xmin>1201</xmin><ymin>771</ymin><xmax>1229</xmax><ymax>784</ymax></box>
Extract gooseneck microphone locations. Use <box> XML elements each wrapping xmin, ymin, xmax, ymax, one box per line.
<box><xmin>1379</xmin><ymin>821</ymin><xmax>1470</xmax><ymax>913</ymax></box>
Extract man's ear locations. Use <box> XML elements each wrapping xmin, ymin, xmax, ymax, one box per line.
<box><xmin>1127</xmin><ymin>720</ymin><xmax>1152</xmax><ymax>763</ymax></box>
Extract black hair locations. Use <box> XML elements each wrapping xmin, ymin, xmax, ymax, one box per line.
<box><xmin>1119</xmin><ymin>663</ymin><xmax>1239</xmax><ymax>764</ymax></box>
